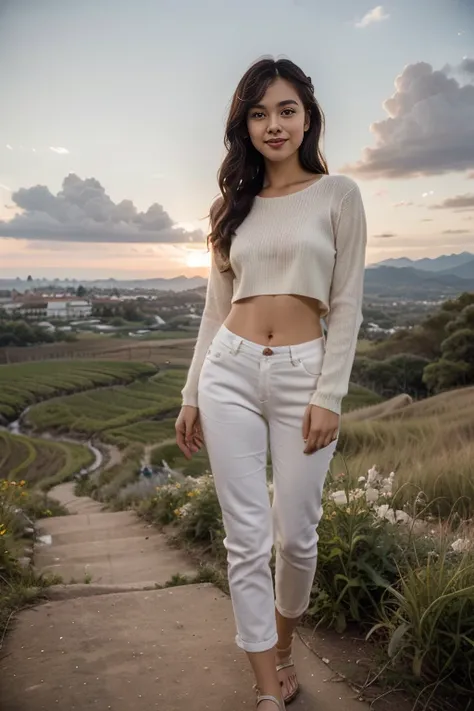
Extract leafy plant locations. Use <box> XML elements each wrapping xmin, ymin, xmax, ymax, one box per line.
<box><xmin>368</xmin><ymin>542</ymin><xmax>474</xmax><ymax>705</ymax></box>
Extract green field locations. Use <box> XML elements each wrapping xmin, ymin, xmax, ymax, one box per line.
<box><xmin>23</xmin><ymin>368</ymin><xmax>380</xmax><ymax>444</ymax></box>
<box><xmin>0</xmin><ymin>430</ymin><xmax>94</xmax><ymax>490</ymax></box>
<box><xmin>0</xmin><ymin>360</ymin><xmax>157</xmax><ymax>422</ymax></box>
<box><xmin>102</xmin><ymin>417</ymin><xmax>177</xmax><ymax>447</ymax></box>
<box><xmin>25</xmin><ymin>369</ymin><xmax>183</xmax><ymax>439</ymax></box>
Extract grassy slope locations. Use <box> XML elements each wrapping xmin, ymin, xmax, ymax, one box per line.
<box><xmin>337</xmin><ymin>385</ymin><xmax>474</xmax><ymax>515</ymax></box>
<box><xmin>0</xmin><ymin>431</ymin><xmax>94</xmax><ymax>490</ymax></box>
<box><xmin>0</xmin><ymin>360</ymin><xmax>156</xmax><ymax>422</ymax></box>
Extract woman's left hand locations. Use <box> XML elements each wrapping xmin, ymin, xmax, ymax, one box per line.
<box><xmin>302</xmin><ymin>404</ymin><xmax>340</xmax><ymax>454</ymax></box>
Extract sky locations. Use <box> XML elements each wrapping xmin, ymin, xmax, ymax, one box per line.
<box><xmin>0</xmin><ymin>0</ymin><xmax>473</xmax><ymax>280</ymax></box>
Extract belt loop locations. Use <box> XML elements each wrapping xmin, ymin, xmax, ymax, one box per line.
<box><xmin>230</xmin><ymin>334</ymin><xmax>243</xmax><ymax>355</ymax></box>
<box><xmin>289</xmin><ymin>344</ymin><xmax>298</xmax><ymax>366</ymax></box>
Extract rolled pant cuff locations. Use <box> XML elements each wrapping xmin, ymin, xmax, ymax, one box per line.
<box><xmin>235</xmin><ymin>632</ymin><xmax>279</xmax><ymax>653</ymax></box>
<box><xmin>275</xmin><ymin>600</ymin><xmax>308</xmax><ymax>619</ymax></box>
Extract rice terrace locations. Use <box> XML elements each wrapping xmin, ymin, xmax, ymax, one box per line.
<box><xmin>1</xmin><ymin>290</ymin><xmax>474</xmax><ymax>711</ymax></box>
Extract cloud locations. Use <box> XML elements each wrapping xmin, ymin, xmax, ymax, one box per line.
<box><xmin>444</xmin><ymin>57</ymin><xmax>474</xmax><ymax>79</ymax></box>
<box><xmin>393</xmin><ymin>201</ymin><xmax>415</xmax><ymax>207</ymax></box>
<box><xmin>442</xmin><ymin>229</ymin><xmax>469</xmax><ymax>234</ymax></box>
<box><xmin>421</xmin><ymin>218</ymin><xmax>433</xmax><ymax>222</ymax></box>
<box><xmin>355</xmin><ymin>5</ymin><xmax>390</xmax><ymax>28</ymax></box>
<box><xmin>429</xmin><ymin>193</ymin><xmax>474</xmax><ymax>210</ymax></box>
<box><xmin>0</xmin><ymin>173</ymin><xmax>204</xmax><ymax>244</ymax></box>
<box><xmin>0</xmin><ymin>184</ymin><xmax>11</xmax><ymax>192</ymax></box>
<box><xmin>341</xmin><ymin>59</ymin><xmax>474</xmax><ymax>179</ymax></box>
<box><xmin>373</xmin><ymin>232</ymin><xmax>396</xmax><ymax>238</ymax></box>
<box><xmin>49</xmin><ymin>146</ymin><xmax>70</xmax><ymax>155</ymax></box>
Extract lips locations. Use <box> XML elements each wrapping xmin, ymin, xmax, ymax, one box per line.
<box><xmin>266</xmin><ymin>139</ymin><xmax>288</xmax><ymax>148</ymax></box>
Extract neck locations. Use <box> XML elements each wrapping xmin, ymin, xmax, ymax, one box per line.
<box><xmin>263</xmin><ymin>153</ymin><xmax>308</xmax><ymax>189</ymax></box>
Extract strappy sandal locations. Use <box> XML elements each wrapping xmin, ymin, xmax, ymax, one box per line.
<box><xmin>276</xmin><ymin>642</ymin><xmax>300</xmax><ymax>704</ymax></box>
<box><xmin>256</xmin><ymin>694</ymin><xmax>285</xmax><ymax>710</ymax></box>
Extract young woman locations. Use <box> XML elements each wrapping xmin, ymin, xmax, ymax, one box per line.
<box><xmin>175</xmin><ymin>57</ymin><xmax>367</xmax><ymax>711</ymax></box>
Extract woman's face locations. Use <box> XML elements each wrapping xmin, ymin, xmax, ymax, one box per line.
<box><xmin>246</xmin><ymin>77</ymin><xmax>309</xmax><ymax>163</ymax></box>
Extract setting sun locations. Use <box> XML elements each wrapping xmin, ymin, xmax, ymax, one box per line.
<box><xmin>185</xmin><ymin>249</ymin><xmax>211</xmax><ymax>269</ymax></box>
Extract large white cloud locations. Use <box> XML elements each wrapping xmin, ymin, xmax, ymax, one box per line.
<box><xmin>341</xmin><ymin>59</ymin><xmax>474</xmax><ymax>179</ymax></box>
<box><xmin>0</xmin><ymin>173</ymin><xmax>204</xmax><ymax>244</ymax></box>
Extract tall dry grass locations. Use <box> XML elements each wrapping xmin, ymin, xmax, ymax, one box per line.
<box><xmin>338</xmin><ymin>386</ymin><xmax>474</xmax><ymax>517</ymax></box>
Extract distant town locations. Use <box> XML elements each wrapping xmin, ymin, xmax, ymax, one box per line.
<box><xmin>2</xmin><ymin>250</ymin><xmax>474</xmax><ymax>348</ymax></box>
<box><xmin>0</xmin><ymin>277</ymin><xmax>206</xmax><ymax>345</ymax></box>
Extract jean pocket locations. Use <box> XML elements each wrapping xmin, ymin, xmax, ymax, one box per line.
<box><xmin>295</xmin><ymin>355</ymin><xmax>323</xmax><ymax>377</ymax></box>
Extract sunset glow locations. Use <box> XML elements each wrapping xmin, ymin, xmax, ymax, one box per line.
<box><xmin>185</xmin><ymin>249</ymin><xmax>211</xmax><ymax>269</ymax></box>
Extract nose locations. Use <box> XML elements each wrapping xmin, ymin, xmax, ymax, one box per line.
<box><xmin>267</xmin><ymin>123</ymin><xmax>282</xmax><ymax>135</ymax></box>
<box><xmin>267</xmin><ymin>114</ymin><xmax>283</xmax><ymax>135</ymax></box>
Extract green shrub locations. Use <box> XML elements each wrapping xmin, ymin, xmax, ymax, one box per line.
<box><xmin>369</xmin><ymin>544</ymin><xmax>474</xmax><ymax>705</ymax></box>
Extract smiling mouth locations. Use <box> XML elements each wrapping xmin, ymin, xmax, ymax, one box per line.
<box><xmin>266</xmin><ymin>138</ymin><xmax>287</xmax><ymax>144</ymax></box>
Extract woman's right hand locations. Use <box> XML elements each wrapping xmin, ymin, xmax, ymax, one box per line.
<box><xmin>175</xmin><ymin>406</ymin><xmax>204</xmax><ymax>460</ymax></box>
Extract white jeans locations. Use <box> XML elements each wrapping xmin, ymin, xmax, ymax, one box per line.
<box><xmin>197</xmin><ymin>325</ymin><xmax>337</xmax><ymax>653</ymax></box>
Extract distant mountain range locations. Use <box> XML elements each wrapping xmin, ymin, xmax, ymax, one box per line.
<box><xmin>365</xmin><ymin>251</ymin><xmax>474</xmax><ymax>299</ymax></box>
<box><xmin>1</xmin><ymin>252</ymin><xmax>473</xmax><ymax>301</ymax></box>
<box><xmin>368</xmin><ymin>251</ymin><xmax>474</xmax><ymax>278</ymax></box>
<box><xmin>0</xmin><ymin>275</ymin><xmax>207</xmax><ymax>293</ymax></box>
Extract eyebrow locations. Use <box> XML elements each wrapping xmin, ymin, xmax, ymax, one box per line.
<box><xmin>250</xmin><ymin>99</ymin><xmax>299</xmax><ymax>109</ymax></box>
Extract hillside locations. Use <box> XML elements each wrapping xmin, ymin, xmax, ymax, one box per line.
<box><xmin>363</xmin><ymin>265</ymin><xmax>474</xmax><ymax>298</ymax></box>
<box><xmin>439</xmin><ymin>256</ymin><xmax>474</xmax><ymax>279</ymax></box>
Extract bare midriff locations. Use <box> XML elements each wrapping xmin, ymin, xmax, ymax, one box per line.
<box><xmin>224</xmin><ymin>294</ymin><xmax>323</xmax><ymax>347</ymax></box>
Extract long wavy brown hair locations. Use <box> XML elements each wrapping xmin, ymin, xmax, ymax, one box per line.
<box><xmin>209</xmin><ymin>57</ymin><xmax>329</xmax><ymax>269</ymax></box>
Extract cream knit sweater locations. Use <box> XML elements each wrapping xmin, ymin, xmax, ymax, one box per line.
<box><xmin>181</xmin><ymin>174</ymin><xmax>367</xmax><ymax>415</ymax></box>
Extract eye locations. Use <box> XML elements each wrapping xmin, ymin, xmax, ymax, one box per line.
<box><xmin>282</xmin><ymin>108</ymin><xmax>296</xmax><ymax>116</ymax></box>
<box><xmin>249</xmin><ymin>111</ymin><xmax>265</xmax><ymax>119</ymax></box>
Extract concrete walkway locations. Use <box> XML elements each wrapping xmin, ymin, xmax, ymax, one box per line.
<box><xmin>1</xmin><ymin>483</ymin><xmax>369</xmax><ymax>711</ymax></box>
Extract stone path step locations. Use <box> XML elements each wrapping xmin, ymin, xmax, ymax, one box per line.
<box><xmin>0</xmin><ymin>482</ymin><xmax>371</xmax><ymax>711</ymax></box>
<box><xmin>1</xmin><ymin>584</ymin><xmax>367</xmax><ymax>711</ymax></box>
<box><xmin>36</xmin><ymin>507</ymin><xmax>195</xmax><ymax>586</ymax></box>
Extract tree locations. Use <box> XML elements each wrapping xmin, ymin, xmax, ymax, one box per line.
<box><xmin>27</xmin><ymin>275</ymin><xmax>33</xmax><ymax>282</ymax></box>
<box><xmin>423</xmin><ymin>360</ymin><xmax>471</xmax><ymax>392</ymax></box>
<box><xmin>76</xmin><ymin>285</ymin><xmax>87</xmax><ymax>298</ymax></box>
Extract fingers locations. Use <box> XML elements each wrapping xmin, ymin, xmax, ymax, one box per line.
<box><xmin>176</xmin><ymin>422</ymin><xmax>192</xmax><ymax>459</ymax></box>
<box><xmin>302</xmin><ymin>406</ymin><xmax>311</xmax><ymax>442</ymax></box>
<box><xmin>176</xmin><ymin>413</ymin><xmax>204</xmax><ymax>460</ymax></box>
<box><xmin>304</xmin><ymin>428</ymin><xmax>338</xmax><ymax>455</ymax></box>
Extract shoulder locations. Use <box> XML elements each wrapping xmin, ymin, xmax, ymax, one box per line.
<box><xmin>327</xmin><ymin>174</ymin><xmax>362</xmax><ymax>200</ymax></box>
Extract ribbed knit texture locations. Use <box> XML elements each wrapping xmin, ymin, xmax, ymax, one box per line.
<box><xmin>181</xmin><ymin>174</ymin><xmax>367</xmax><ymax>415</ymax></box>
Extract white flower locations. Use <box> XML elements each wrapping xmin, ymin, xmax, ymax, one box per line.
<box><xmin>395</xmin><ymin>510</ymin><xmax>413</xmax><ymax>525</ymax></box>
<box><xmin>177</xmin><ymin>502</ymin><xmax>193</xmax><ymax>518</ymax></box>
<box><xmin>451</xmin><ymin>538</ymin><xmax>472</xmax><ymax>553</ymax></box>
<box><xmin>349</xmin><ymin>488</ymin><xmax>365</xmax><ymax>501</ymax></box>
<box><xmin>365</xmin><ymin>487</ymin><xmax>379</xmax><ymax>504</ymax></box>
<box><xmin>367</xmin><ymin>466</ymin><xmax>380</xmax><ymax>485</ymax></box>
<box><xmin>375</xmin><ymin>504</ymin><xmax>396</xmax><ymax>524</ymax></box>
<box><xmin>357</xmin><ymin>476</ymin><xmax>366</xmax><ymax>484</ymax></box>
<box><xmin>330</xmin><ymin>490</ymin><xmax>348</xmax><ymax>506</ymax></box>
<box><xmin>381</xmin><ymin>477</ymin><xmax>393</xmax><ymax>494</ymax></box>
